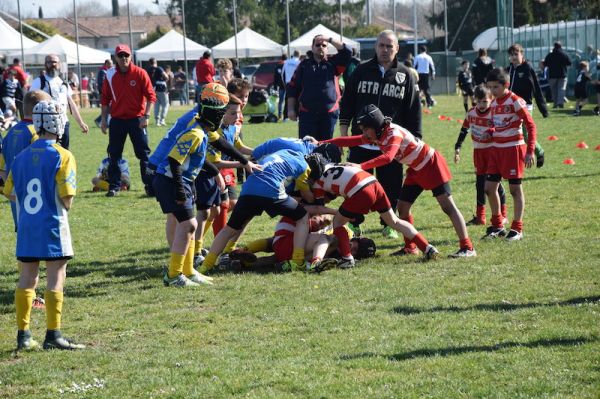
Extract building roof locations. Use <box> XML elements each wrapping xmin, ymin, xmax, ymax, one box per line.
<box><xmin>371</xmin><ymin>16</ymin><xmax>415</xmax><ymax>34</ymax></box>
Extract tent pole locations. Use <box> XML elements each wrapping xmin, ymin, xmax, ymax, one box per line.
<box><xmin>232</xmin><ymin>0</ymin><xmax>239</xmax><ymax>62</ymax></box>
<box><xmin>182</xmin><ymin>0</ymin><xmax>189</xmax><ymax>104</ymax></box>
<box><xmin>17</xmin><ymin>0</ymin><xmax>25</xmax><ymax>70</ymax></box>
<box><xmin>286</xmin><ymin>0</ymin><xmax>290</xmax><ymax>56</ymax></box>
<box><xmin>73</xmin><ymin>0</ymin><xmax>83</xmax><ymax>107</ymax></box>
<box><xmin>339</xmin><ymin>0</ymin><xmax>343</xmax><ymax>41</ymax></box>
<box><xmin>127</xmin><ymin>0</ymin><xmax>134</xmax><ymax>63</ymax></box>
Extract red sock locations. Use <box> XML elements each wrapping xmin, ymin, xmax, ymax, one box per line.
<box><xmin>213</xmin><ymin>203</ymin><xmax>229</xmax><ymax>236</ymax></box>
<box><xmin>459</xmin><ymin>237</ymin><xmax>473</xmax><ymax>250</ymax></box>
<box><xmin>511</xmin><ymin>220</ymin><xmax>523</xmax><ymax>233</ymax></box>
<box><xmin>402</xmin><ymin>215</ymin><xmax>417</xmax><ymax>250</ymax></box>
<box><xmin>501</xmin><ymin>204</ymin><xmax>507</xmax><ymax>219</ymax></box>
<box><xmin>333</xmin><ymin>226</ymin><xmax>351</xmax><ymax>258</ymax></box>
<box><xmin>476</xmin><ymin>205</ymin><xmax>486</xmax><ymax>223</ymax></box>
<box><xmin>412</xmin><ymin>233</ymin><xmax>429</xmax><ymax>252</ymax></box>
<box><xmin>491</xmin><ymin>214</ymin><xmax>504</xmax><ymax>228</ymax></box>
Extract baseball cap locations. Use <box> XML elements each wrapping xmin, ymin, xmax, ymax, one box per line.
<box><xmin>115</xmin><ymin>44</ymin><xmax>131</xmax><ymax>56</ymax></box>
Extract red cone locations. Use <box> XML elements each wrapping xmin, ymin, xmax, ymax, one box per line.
<box><xmin>547</xmin><ymin>135</ymin><xmax>559</xmax><ymax>141</ymax></box>
<box><xmin>576</xmin><ymin>141</ymin><xmax>589</xmax><ymax>149</ymax></box>
<box><xmin>438</xmin><ymin>115</ymin><xmax>446</xmax><ymax>120</ymax></box>
<box><xmin>595</xmin><ymin>145</ymin><xmax>600</xmax><ymax>151</ymax></box>
<box><xmin>457</xmin><ymin>119</ymin><xmax>464</xmax><ymax>124</ymax></box>
<box><xmin>563</xmin><ymin>158</ymin><xmax>575</xmax><ymax>165</ymax></box>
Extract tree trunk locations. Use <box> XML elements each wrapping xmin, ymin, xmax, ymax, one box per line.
<box><xmin>112</xmin><ymin>0</ymin><xmax>120</xmax><ymax>17</ymax></box>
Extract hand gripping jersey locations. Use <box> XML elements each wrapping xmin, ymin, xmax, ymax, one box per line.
<box><xmin>462</xmin><ymin>107</ymin><xmax>494</xmax><ymax>149</ymax></box>
<box><xmin>207</xmin><ymin>124</ymin><xmax>244</xmax><ymax>186</ymax></box>
<box><xmin>3</xmin><ymin>139</ymin><xmax>77</xmax><ymax>258</ymax></box>
<box><xmin>240</xmin><ymin>149</ymin><xmax>310</xmax><ymax>200</ymax></box>
<box><xmin>97</xmin><ymin>157</ymin><xmax>130</xmax><ymax>179</ymax></box>
<box><xmin>490</xmin><ymin>91</ymin><xmax>537</xmax><ymax>153</ymax></box>
<box><xmin>312</xmin><ymin>164</ymin><xmax>377</xmax><ymax>199</ymax></box>
<box><xmin>251</xmin><ymin>137</ymin><xmax>317</xmax><ymax>161</ymax></box>
<box><xmin>148</xmin><ymin>106</ymin><xmax>198</xmax><ymax>166</ymax></box>
<box><xmin>0</xmin><ymin>120</ymin><xmax>38</xmax><ymax>173</ymax></box>
<box><xmin>156</xmin><ymin>126</ymin><xmax>210</xmax><ymax>183</ymax></box>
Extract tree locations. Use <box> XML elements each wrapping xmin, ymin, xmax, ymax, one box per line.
<box><xmin>112</xmin><ymin>0</ymin><xmax>120</xmax><ymax>17</ymax></box>
<box><xmin>137</xmin><ymin>26</ymin><xmax>171</xmax><ymax>48</ymax></box>
<box><xmin>22</xmin><ymin>20</ymin><xmax>66</xmax><ymax>43</ymax></box>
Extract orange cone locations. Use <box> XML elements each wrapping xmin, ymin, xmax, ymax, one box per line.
<box><xmin>446</xmin><ymin>117</ymin><xmax>453</xmax><ymax>121</ymax></box>
<box><xmin>576</xmin><ymin>141</ymin><xmax>589</xmax><ymax>149</ymax></box>
<box><xmin>563</xmin><ymin>158</ymin><xmax>575</xmax><ymax>165</ymax></box>
<box><xmin>438</xmin><ymin>115</ymin><xmax>446</xmax><ymax>120</ymax></box>
<box><xmin>547</xmin><ymin>135</ymin><xmax>559</xmax><ymax>141</ymax></box>
<box><xmin>595</xmin><ymin>145</ymin><xmax>600</xmax><ymax>151</ymax></box>
<box><xmin>457</xmin><ymin>119</ymin><xmax>464</xmax><ymax>124</ymax></box>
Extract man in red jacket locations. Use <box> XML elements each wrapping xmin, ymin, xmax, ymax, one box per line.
<box><xmin>194</xmin><ymin>51</ymin><xmax>215</xmax><ymax>103</ymax></box>
<box><xmin>100</xmin><ymin>44</ymin><xmax>156</xmax><ymax>197</ymax></box>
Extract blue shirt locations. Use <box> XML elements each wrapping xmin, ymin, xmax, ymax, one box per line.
<box><xmin>241</xmin><ymin>149</ymin><xmax>309</xmax><ymax>199</ymax></box>
<box><xmin>252</xmin><ymin>137</ymin><xmax>316</xmax><ymax>161</ymax></box>
<box><xmin>4</xmin><ymin>139</ymin><xmax>77</xmax><ymax>258</ymax></box>
<box><xmin>156</xmin><ymin>127</ymin><xmax>209</xmax><ymax>183</ymax></box>
<box><xmin>148</xmin><ymin>106</ymin><xmax>198</xmax><ymax>166</ymax></box>
<box><xmin>0</xmin><ymin>120</ymin><xmax>37</xmax><ymax>174</ymax></box>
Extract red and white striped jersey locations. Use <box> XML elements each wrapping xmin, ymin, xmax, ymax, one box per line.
<box><xmin>490</xmin><ymin>91</ymin><xmax>537</xmax><ymax>152</ymax></box>
<box><xmin>462</xmin><ymin>107</ymin><xmax>494</xmax><ymax>149</ymax></box>
<box><xmin>380</xmin><ymin>123</ymin><xmax>435</xmax><ymax>171</ymax></box>
<box><xmin>313</xmin><ymin>164</ymin><xmax>377</xmax><ymax>199</ymax></box>
<box><xmin>272</xmin><ymin>216</ymin><xmax>321</xmax><ymax>245</ymax></box>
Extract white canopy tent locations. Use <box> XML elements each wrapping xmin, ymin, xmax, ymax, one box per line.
<box><xmin>0</xmin><ymin>16</ymin><xmax>38</xmax><ymax>53</ymax></box>
<box><xmin>136</xmin><ymin>30</ymin><xmax>209</xmax><ymax>61</ymax></box>
<box><xmin>9</xmin><ymin>34</ymin><xmax>111</xmax><ymax>65</ymax></box>
<box><xmin>287</xmin><ymin>24</ymin><xmax>360</xmax><ymax>55</ymax></box>
<box><xmin>212</xmin><ymin>28</ymin><xmax>283</xmax><ymax>59</ymax></box>
<box><xmin>472</xmin><ymin>27</ymin><xmax>512</xmax><ymax>51</ymax></box>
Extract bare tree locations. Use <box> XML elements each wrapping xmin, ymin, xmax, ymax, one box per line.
<box><xmin>112</xmin><ymin>0</ymin><xmax>120</xmax><ymax>17</ymax></box>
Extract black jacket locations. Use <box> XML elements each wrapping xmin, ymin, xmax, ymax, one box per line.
<box><xmin>339</xmin><ymin>56</ymin><xmax>421</xmax><ymax>138</ymax></box>
<box><xmin>472</xmin><ymin>56</ymin><xmax>494</xmax><ymax>85</ymax></box>
<box><xmin>543</xmin><ymin>48</ymin><xmax>572</xmax><ymax>79</ymax></box>
<box><xmin>507</xmin><ymin>61</ymin><xmax>548</xmax><ymax>117</ymax></box>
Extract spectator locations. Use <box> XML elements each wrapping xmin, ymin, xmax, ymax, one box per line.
<box><xmin>472</xmin><ymin>48</ymin><xmax>494</xmax><ymax>86</ymax></box>
<box><xmin>413</xmin><ymin>45</ymin><xmax>436</xmax><ymax>107</ymax></box>
<box><xmin>543</xmin><ymin>41</ymin><xmax>572</xmax><ymax>108</ymax></box>
<box><xmin>283</xmin><ymin>50</ymin><xmax>300</xmax><ymax>85</ymax></box>
<box><xmin>94</xmin><ymin>59</ymin><xmax>112</xmax><ymax>127</ymax></box>
<box><xmin>195</xmin><ymin>51</ymin><xmax>215</xmax><ymax>103</ymax></box>
<box><xmin>231</xmin><ymin>58</ymin><xmax>243</xmax><ymax>79</ymax></box>
<box><xmin>164</xmin><ymin>65</ymin><xmax>175</xmax><ymax>106</ymax></box>
<box><xmin>216</xmin><ymin>58</ymin><xmax>234</xmax><ymax>87</ymax></box>
<box><xmin>100</xmin><ymin>44</ymin><xmax>156</xmax><ymax>198</ymax></box>
<box><xmin>29</xmin><ymin>54</ymin><xmax>89</xmax><ymax>149</ymax></box>
<box><xmin>273</xmin><ymin>54</ymin><xmax>287</xmax><ymax>120</ymax></box>
<box><xmin>1</xmin><ymin>69</ymin><xmax>21</xmax><ymax>118</ymax></box>
<box><xmin>287</xmin><ymin>35</ymin><xmax>351</xmax><ymax>140</ymax></box>
<box><xmin>338</xmin><ymin>29</ymin><xmax>421</xmax><ymax>239</ymax></box>
<box><xmin>88</xmin><ymin>72</ymin><xmax>98</xmax><ymax>107</ymax></box>
<box><xmin>3</xmin><ymin>58</ymin><xmax>28</xmax><ymax>119</ymax></box>
<box><xmin>67</xmin><ymin>70</ymin><xmax>79</xmax><ymax>92</ymax></box>
<box><xmin>146</xmin><ymin>57</ymin><xmax>169</xmax><ymax>126</ymax></box>
<box><xmin>173</xmin><ymin>66</ymin><xmax>188</xmax><ymax>105</ymax></box>
<box><xmin>403</xmin><ymin>59</ymin><xmax>419</xmax><ymax>84</ymax></box>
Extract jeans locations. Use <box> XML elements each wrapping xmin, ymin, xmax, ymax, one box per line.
<box><xmin>549</xmin><ymin>77</ymin><xmax>567</xmax><ymax>107</ymax></box>
<box><xmin>298</xmin><ymin>109</ymin><xmax>339</xmax><ymax>141</ymax></box>
<box><xmin>107</xmin><ymin>118</ymin><xmax>152</xmax><ymax>191</ymax></box>
<box><xmin>176</xmin><ymin>86</ymin><xmax>188</xmax><ymax>105</ymax></box>
<box><xmin>154</xmin><ymin>91</ymin><xmax>169</xmax><ymax>122</ymax></box>
<box><xmin>278</xmin><ymin>88</ymin><xmax>286</xmax><ymax>118</ymax></box>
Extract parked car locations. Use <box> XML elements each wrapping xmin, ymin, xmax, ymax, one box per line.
<box><xmin>251</xmin><ymin>60</ymin><xmax>279</xmax><ymax>90</ymax></box>
<box><xmin>241</xmin><ymin>64</ymin><xmax>259</xmax><ymax>80</ymax></box>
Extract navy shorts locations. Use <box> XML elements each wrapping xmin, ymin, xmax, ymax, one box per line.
<box><xmin>227</xmin><ymin>195</ymin><xmax>307</xmax><ymax>230</ymax></box>
<box><xmin>153</xmin><ymin>174</ymin><xmax>195</xmax><ymax>215</ymax></box>
<box><xmin>195</xmin><ymin>173</ymin><xmax>222</xmax><ymax>210</ymax></box>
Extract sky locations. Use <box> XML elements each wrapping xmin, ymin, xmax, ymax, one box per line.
<box><xmin>2</xmin><ymin>0</ymin><xmax>170</xmax><ymax>18</ymax></box>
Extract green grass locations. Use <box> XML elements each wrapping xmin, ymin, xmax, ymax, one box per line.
<box><xmin>1</xmin><ymin>97</ymin><xmax>599</xmax><ymax>398</ymax></box>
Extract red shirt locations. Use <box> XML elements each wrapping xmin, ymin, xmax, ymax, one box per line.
<box><xmin>4</xmin><ymin>65</ymin><xmax>28</xmax><ymax>87</ymax></box>
<box><xmin>490</xmin><ymin>91</ymin><xmax>537</xmax><ymax>154</ymax></box>
<box><xmin>101</xmin><ymin>64</ymin><xmax>156</xmax><ymax>119</ymax></box>
<box><xmin>195</xmin><ymin>58</ymin><xmax>215</xmax><ymax>85</ymax></box>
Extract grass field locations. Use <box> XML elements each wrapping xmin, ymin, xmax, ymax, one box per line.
<box><xmin>0</xmin><ymin>96</ymin><xmax>599</xmax><ymax>398</ymax></box>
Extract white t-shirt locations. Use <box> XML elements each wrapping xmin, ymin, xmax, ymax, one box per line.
<box><xmin>30</xmin><ymin>74</ymin><xmax>72</xmax><ymax>126</ymax></box>
<box><xmin>413</xmin><ymin>53</ymin><xmax>436</xmax><ymax>76</ymax></box>
<box><xmin>282</xmin><ymin>57</ymin><xmax>300</xmax><ymax>84</ymax></box>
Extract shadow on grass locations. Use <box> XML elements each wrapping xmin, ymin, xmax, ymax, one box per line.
<box><xmin>67</xmin><ymin>247</ymin><xmax>169</xmax><ymax>278</ymax></box>
<box><xmin>392</xmin><ymin>295</ymin><xmax>600</xmax><ymax>315</ymax></box>
<box><xmin>340</xmin><ymin>336</ymin><xmax>596</xmax><ymax>362</ymax></box>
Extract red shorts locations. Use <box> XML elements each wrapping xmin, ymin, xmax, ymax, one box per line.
<box><xmin>220</xmin><ymin>168</ymin><xmax>237</xmax><ymax>187</ymax></box>
<box><xmin>340</xmin><ymin>181</ymin><xmax>391</xmax><ymax>215</ymax></box>
<box><xmin>403</xmin><ymin>151</ymin><xmax>452</xmax><ymax>190</ymax></box>
<box><xmin>473</xmin><ymin>147</ymin><xmax>493</xmax><ymax>175</ymax></box>
<box><xmin>486</xmin><ymin>145</ymin><xmax>526</xmax><ymax>179</ymax></box>
<box><xmin>272</xmin><ymin>234</ymin><xmax>293</xmax><ymax>262</ymax></box>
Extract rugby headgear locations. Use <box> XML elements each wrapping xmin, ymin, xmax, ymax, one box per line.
<box><xmin>32</xmin><ymin>100</ymin><xmax>64</xmax><ymax>138</ymax></box>
<box><xmin>351</xmin><ymin>237</ymin><xmax>376</xmax><ymax>259</ymax></box>
<box><xmin>312</xmin><ymin>143</ymin><xmax>341</xmax><ymax>163</ymax></box>
<box><xmin>304</xmin><ymin>153</ymin><xmax>327</xmax><ymax>180</ymax></box>
<box><xmin>198</xmin><ymin>82</ymin><xmax>229</xmax><ymax>130</ymax></box>
<box><xmin>355</xmin><ymin>104</ymin><xmax>390</xmax><ymax>138</ymax></box>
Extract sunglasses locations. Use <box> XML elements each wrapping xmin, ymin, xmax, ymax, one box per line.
<box><xmin>315</xmin><ymin>43</ymin><xmax>328</xmax><ymax>48</ymax></box>
<box><xmin>117</xmin><ymin>53</ymin><xmax>130</xmax><ymax>58</ymax></box>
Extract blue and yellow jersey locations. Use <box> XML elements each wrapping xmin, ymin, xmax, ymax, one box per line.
<box><xmin>207</xmin><ymin>124</ymin><xmax>244</xmax><ymax>163</ymax></box>
<box><xmin>0</xmin><ymin>120</ymin><xmax>38</xmax><ymax>173</ymax></box>
<box><xmin>97</xmin><ymin>157</ymin><xmax>130</xmax><ymax>180</ymax></box>
<box><xmin>251</xmin><ymin>137</ymin><xmax>316</xmax><ymax>161</ymax></box>
<box><xmin>156</xmin><ymin>126</ymin><xmax>214</xmax><ymax>183</ymax></box>
<box><xmin>3</xmin><ymin>139</ymin><xmax>76</xmax><ymax>258</ymax></box>
<box><xmin>240</xmin><ymin>149</ymin><xmax>310</xmax><ymax>199</ymax></box>
<box><xmin>148</xmin><ymin>107</ymin><xmax>198</xmax><ymax>166</ymax></box>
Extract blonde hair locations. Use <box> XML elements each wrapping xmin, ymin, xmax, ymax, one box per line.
<box><xmin>24</xmin><ymin>90</ymin><xmax>51</xmax><ymax>118</ymax></box>
<box><xmin>216</xmin><ymin>58</ymin><xmax>233</xmax><ymax>71</ymax></box>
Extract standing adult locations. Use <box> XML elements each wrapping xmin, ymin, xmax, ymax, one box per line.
<box><xmin>164</xmin><ymin>65</ymin><xmax>175</xmax><ymax>106</ymax></box>
<box><xmin>507</xmin><ymin>43</ymin><xmax>548</xmax><ymax>167</ymax></box>
<box><xmin>287</xmin><ymin>35</ymin><xmax>351</xmax><ymax>140</ymax></box>
<box><xmin>413</xmin><ymin>45</ymin><xmax>436</xmax><ymax>107</ymax></box>
<box><xmin>146</xmin><ymin>57</ymin><xmax>169</xmax><ymax>126</ymax></box>
<box><xmin>173</xmin><ymin>66</ymin><xmax>188</xmax><ymax>105</ymax></box>
<box><xmin>543</xmin><ymin>41</ymin><xmax>572</xmax><ymax>108</ymax></box>
<box><xmin>29</xmin><ymin>54</ymin><xmax>89</xmax><ymax>150</ymax></box>
<box><xmin>472</xmin><ymin>48</ymin><xmax>494</xmax><ymax>86</ymax></box>
<box><xmin>338</xmin><ymin>29</ymin><xmax>421</xmax><ymax>238</ymax></box>
<box><xmin>195</xmin><ymin>51</ymin><xmax>215</xmax><ymax>103</ymax></box>
<box><xmin>94</xmin><ymin>59</ymin><xmax>112</xmax><ymax>128</ymax></box>
<box><xmin>281</xmin><ymin>50</ymin><xmax>301</xmax><ymax>121</ymax></box>
<box><xmin>273</xmin><ymin>54</ymin><xmax>287</xmax><ymax>120</ymax></box>
<box><xmin>3</xmin><ymin>58</ymin><xmax>28</xmax><ymax>119</ymax></box>
<box><xmin>100</xmin><ymin>44</ymin><xmax>156</xmax><ymax>197</ymax></box>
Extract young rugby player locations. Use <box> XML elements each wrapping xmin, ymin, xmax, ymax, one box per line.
<box><xmin>4</xmin><ymin>100</ymin><xmax>84</xmax><ymax>350</ymax></box>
